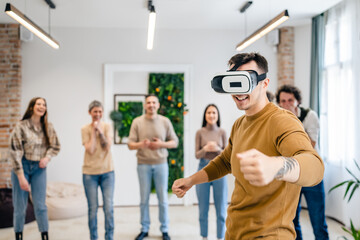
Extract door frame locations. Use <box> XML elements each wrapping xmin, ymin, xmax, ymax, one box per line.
<box><xmin>103</xmin><ymin>64</ymin><xmax>193</xmax><ymax>206</ymax></box>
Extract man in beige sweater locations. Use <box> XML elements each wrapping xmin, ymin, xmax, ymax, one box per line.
<box><xmin>172</xmin><ymin>52</ymin><xmax>324</xmax><ymax>239</ymax></box>
<box><xmin>128</xmin><ymin>94</ymin><xmax>178</xmax><ymax>240</ymax></box>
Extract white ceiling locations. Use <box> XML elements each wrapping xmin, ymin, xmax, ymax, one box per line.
<box><xmin>1</xmin><ymin>0</ymin><xmax>342</xmax><ymax>31</ymax></box>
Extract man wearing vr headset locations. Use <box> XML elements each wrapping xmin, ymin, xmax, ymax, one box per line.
<box><xmin>172</xmin><ymin>52</ymin><xmax>324</xmax><ymax>239</ymax></box>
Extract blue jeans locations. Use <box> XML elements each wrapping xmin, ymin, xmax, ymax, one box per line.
<box><xmin>196</xmin><ymin>159</ymin><xmax>227</xmax><ymax>239</ymax></box>
<box><xmin>137</xmin><ymin>163</ymin><xmax>169</xmax><ymax>233</ymax></box>
<box><xmin>293</xmin><ymin>180</ymin><xmax>329</xmax><ymax>240</ymax></box>
<box><xmin>83</xmin><ymin>171</ymin><xmax>115</xmax><ymax>240</ymax></box>
<box><xmin>11</xmin><ymin>157</ymin><xmax>48</xmax><ymax>233</ymax></box>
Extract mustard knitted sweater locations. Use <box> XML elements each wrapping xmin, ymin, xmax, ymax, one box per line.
<box><xmin>203</xmin><ymin>103</ymin><xmax>324</xmax><ymax>240</ymax></box>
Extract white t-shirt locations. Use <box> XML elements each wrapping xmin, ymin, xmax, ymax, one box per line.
<box><xmin>297</xmin><ymin>107</ymin><xmax>320</xmax><ymax>152</ymax></box>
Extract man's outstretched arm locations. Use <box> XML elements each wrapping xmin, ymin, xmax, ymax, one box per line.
<box><xmin>172</xmin><ymin>169</ymin><xmax>209</xmax><ymax>198</ymax></box>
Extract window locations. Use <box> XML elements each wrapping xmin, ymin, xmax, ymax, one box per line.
<box><xmin>320</xmin><ymin>0</ymin><xmax>359</xmax><ymax>166</ymax></box>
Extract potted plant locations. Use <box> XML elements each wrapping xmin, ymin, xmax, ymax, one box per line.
<box><xmin>329</xmin><ymin>160</ymin><xmax>360</xmax><ymax>239</ymax></box>
<box><xmin>110</xmin><ymin>101</ymin><xmax>143</xmax><ymax>144</ymax></box>
<box><xmin>109</xmin><ymin>110</ymin><xmax>122</xmax><ymax>142</ymax></box>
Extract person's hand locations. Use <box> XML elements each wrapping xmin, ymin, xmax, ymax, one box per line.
<box><xmin>237</xmin><ymin>149</ymin><xmax>283</xmax><ymax>186</ymax></box>
<box><xmin>93</xmin><ymin>121</ymin><xmax>104</xmax><ymax>135</ymax></box>
<box><xmin>204</xmin><ymin>141</ymin><xmax>219</xmax><ymax>152</ymax></box>
<box><xmin>172</xmin><ymin>178</ymin><xmax>193</xmax><ymax>198</ymax></box>
<box><xmin>39</xmin><ymin>157</ymin><xmax>50</xmax><ymax>168</ymax></box>
<box><xmin>18</xmin><ymin>174</ymin><xmax>30</xmax><ymax>192</ymax></box>
<box><xmin>149</xmin><ymin>138</ymin><xmax>163</xmax><ymax>150</ymax></box>
<box><xmin>141</xmin><ymin>139</ymin><xmax>151</xmax><ymax>149</ymax></box>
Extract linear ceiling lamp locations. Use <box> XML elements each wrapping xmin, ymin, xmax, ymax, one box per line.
<box><xmin>236</xmin><ymin>9</ymin><xmax>289</xmax><ymax>52</ymax></box>
<box><xmin>147</xmin><ymin>0</ymin><xmax>156</xmax><ymax>50</ymax></box>
<box><xmin>5</xmin><ymin>3</ymin><xmax>60</xmax><ymax>49</ymax></box>
<box><xmin>240</xmin><ymin>1</ymin><xmax>253</xmax><ymax>13</ymax></box>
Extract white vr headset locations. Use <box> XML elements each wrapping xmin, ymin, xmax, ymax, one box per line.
<box><xmin>211</xmin><ymin>70</ymin><xmax>267</xmax><ymax>94</ymax></box>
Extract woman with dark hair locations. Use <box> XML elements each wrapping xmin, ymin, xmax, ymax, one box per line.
<box><xmin>195</xmin><ymin>104</ymin><xmax>228</xmax><ymax>240</ymax></box>
<box><xmin>9</xmin><ymin>97</ymin><xmax>60</xmax><ymax>240</ymax></box>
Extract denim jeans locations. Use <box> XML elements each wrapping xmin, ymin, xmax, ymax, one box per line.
<box><xmin>137</xmin><ymin>163</ymin><xmax>169</xmax><ymax>233</ymax></box>
<box><xmin>293</xmin><ymin>180</ymin><xmax>329</xmax><ymax>240</ymax></box>
<box><xmin>11</xmin><ymin>157</ymin><xmax>48</xmax><ymax>233</ymax></box>
<box><xmin>83</xmin><ymin>171</ymin><xmax>115</xmax><ymax>240</ymax></box>
<box><xmin>196</xmin><ymin>159</ymin><xmax>227</xmax><ymax>239</ymax></box>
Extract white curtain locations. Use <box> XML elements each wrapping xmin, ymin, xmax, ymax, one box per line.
<box><xmin>320</xmin><ymin>0</ymin><xmax>360</xmax><ymax>167</ymax></box>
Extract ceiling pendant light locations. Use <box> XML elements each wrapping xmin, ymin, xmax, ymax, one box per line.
<box><xmin>5</xmin><ymin>3</ymin><xmax>60</xmax><ymax>49</ymax></box>
<box><xmin>147</xmin><ymin>0</ymin><xmax>156</xmax><ymax>50</ymax></box>
<box><xmin>236</xmin><ymin>10</ymin><xmax>289</xmax><ymax>52</ymax></box>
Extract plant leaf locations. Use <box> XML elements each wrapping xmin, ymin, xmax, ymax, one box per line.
<box><xmin>344</xmin><ymin>182</ymin><xmax>355</xmax><ymax>199</ymax></box>
<box><xmin>347</xmin><ymin>184</ymin><xmax>359</xmax><ymax>202</ymax></box>
<box><xmin>355</xmin><ymin>160</ymin><xmax>360</xmax><ymax>172</ymax></box>
<box><xmin>346</xmin><ymin>167</ymin><xmax>360</xmax><ymax>183</ymax></box>
<box><xmin>350</xmin><ymin>219</ymin><xmax>355</xmax><ymax>232</ymax></box>
<box><xmin>342</xmin><ymin>226</ymin><xmax>352</xmax><ymax>235</ymax></box>
<box><xmin>329</xmin><ymin>181</ymin><xmax>349</xmax><ymax>193</ymax></box>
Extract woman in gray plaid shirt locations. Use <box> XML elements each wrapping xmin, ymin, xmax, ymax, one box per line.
<box><xmin>9</xmin><ymin>97</ymin><xmax>60</xmax><ymax>240</ymax></box>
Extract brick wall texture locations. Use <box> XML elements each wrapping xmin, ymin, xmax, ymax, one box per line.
<box><xmin>0</xmin><ymin>24</ymin><xmax>21</xmax><ymax>188</ymax></box>
<box><xmin>277</xmin><ymin>27</ymin><xmax>295</xmax><ymax>87</ymax></box>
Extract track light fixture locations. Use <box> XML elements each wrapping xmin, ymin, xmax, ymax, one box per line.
<box><xmin>5</xmin><ymin>3</ymin><xmax>60</xmax><ymax>49</ymax></box>
<box><xmin>240</xmin><ymin>1</ymin><xmax>253</xmax><ymax>13</ymax></box>
<box><xmin>147</xmin><ymin>0</ymin><xmax>156</xmax><ymax>50</ymax></box>
<box><xmin>236</xmin><ymin>10</ymin><xmax>289</xmax><ymax>52</ymax></box>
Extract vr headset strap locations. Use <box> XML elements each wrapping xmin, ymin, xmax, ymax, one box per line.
<box><xmin>258</xmin><ymin>73</ymin><xmax>266</xmax><ymax>81</ymax></box>
<box><xmin>228</xmin><ymin>65</ymin><xmax>267</xmax><ymax>83</ymax></box>
<box><xmin>228</xmin><ymin>63</ymin><xmax>241</xmax><ymax>72</ymax></box>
